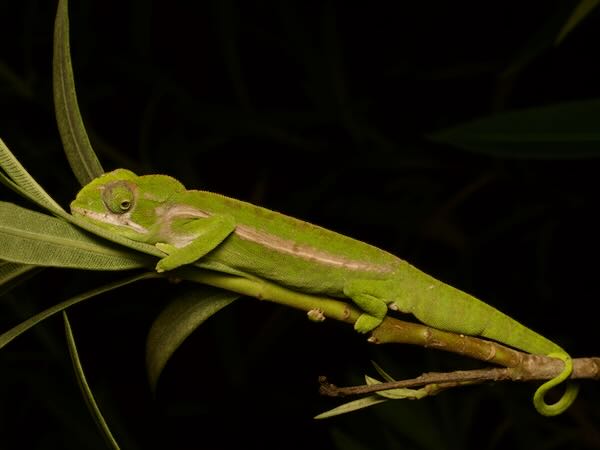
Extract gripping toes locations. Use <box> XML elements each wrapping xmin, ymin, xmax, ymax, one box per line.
<box><xmin>344</xmin><ymin>280</ymin><xmax>390</xmax><ymax>333</ymax></box>
<box><xmin>354</xmin><ymin>314</ymin><xmax>383</xmax><ymax>333</ymax></box>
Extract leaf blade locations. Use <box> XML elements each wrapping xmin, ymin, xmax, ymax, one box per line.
<box><xmin>63</xmin><ymin>312</ymin><xmax>121</xmax><ymax>450</ymax></box>
<box><xmin>0</xmin><ymin>272</ymin><xmax>157</xmax><ymax>350</ymax></box>
<box><xmin>0</xmin><ymin>261</ymin><xmax>43</xmax><ymax>297</ymax></box>
<box><xmin>1</xmin><ymin>138</ymin><xmax>165</xmax><ymax>261</ymax></box>
<box><xmin>428</xmin><ymin>99</ymin><xmax>600</xmax><ymax>159</ymax></box>
<box><xmin>314</xmin><ymin>396</ymin><xmax>388</xmax><ymax>419</ymax></box>
<box><xmin>146</xmin><ymin>287</ymin><xmax>239</xmax><ymax>391</ymax></box>
<box><xmin>53</xmin><ymin>0</ymin><xmax>104</xmax><ymax>185</ymax></box>
<box><xmin>556</xmin><ymin>0</ymin><xmax>600</xmax><ymax>44</ymax></box>
<box><xmin>0</xmin><ymin>201</ymin><xmax>152</xmax><ymax>270</ymax></box>
<box><xmin>0</xmin><ymin>138</ymin><xmax>66</xmax><ymax>214</ymax></box>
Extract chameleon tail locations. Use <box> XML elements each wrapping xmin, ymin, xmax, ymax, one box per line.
<box><xmin>532</xmin><ymin>352</ymin><xmax>579</xmax><ymax>416</ymax></box>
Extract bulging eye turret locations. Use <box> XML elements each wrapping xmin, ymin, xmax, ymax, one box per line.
<box><xmin>102</xmin><ymin>181</ymin><xmax>135</xmax><ymax>214</ymax></box>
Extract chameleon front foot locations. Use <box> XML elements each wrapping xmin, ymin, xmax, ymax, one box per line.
<box><xmin>155</xmin><ymin>242</ymin><xmax>177</xmax><ymax>273</ymax></box>
<box><xmin>343</xmin><ymin>280</ymin><xmax>390</xmax><ymax>333</ymax></box>
<box><xmin>354</xmin><ymin>314</ymin><xmax>383</xmax><ymax>333</ymax></box>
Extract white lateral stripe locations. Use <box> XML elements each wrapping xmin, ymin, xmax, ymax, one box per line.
<box><xmin>235</xmin><ymin>225</ymin><xmax>391</xmax><ymax>273</ymax></box>
<box><xmin>72</xmin><ymin>207</ymin><xmax>148</xmax><ymax>234</ymax></box>
<box><xmin>159</xmin><ymin>204</ymin><xmax>391</xmax><ymax>273</ymax></box>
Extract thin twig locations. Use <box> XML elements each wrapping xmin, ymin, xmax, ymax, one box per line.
<box><xmin>320</xmin><ymin>356</ymin><xmax>600</xmax><ymax>398</ymax></box>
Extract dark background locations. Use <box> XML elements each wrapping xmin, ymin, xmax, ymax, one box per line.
<box><xmin>1</xmin><ymin>1</ymin><xmax>599</xmax><ymax>449</ymax></box>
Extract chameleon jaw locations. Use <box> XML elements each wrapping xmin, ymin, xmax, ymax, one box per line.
<box><xmin>71</xmin><ymin>206</ymin><xmax>149</xmax><ymax>234</ymax></box>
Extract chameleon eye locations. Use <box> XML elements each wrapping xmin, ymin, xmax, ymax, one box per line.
<box><xmin>102</xmin><ymin>182</ymin><xmax>135</xmax><ymax>214</ymax></box>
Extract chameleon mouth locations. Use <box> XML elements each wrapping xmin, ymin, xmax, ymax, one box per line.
<box><xmin>71</xmin><ymin>206</ymin><xmax>148</xmax><ymax>234</ymax></box>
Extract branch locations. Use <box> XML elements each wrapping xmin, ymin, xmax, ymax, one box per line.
<box><xmin>176</xmin><ymin>266</ymin><xmax>600</xmax><ymax>382</ymax></box>
<box><xmin>320</xmin><ymin>356</ymin><xmax>600</xmax><ymax>398</ymax></box>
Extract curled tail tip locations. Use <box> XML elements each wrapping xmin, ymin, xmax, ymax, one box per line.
<box><xmin>533</xmin><ymin>352</ymin><xmax>578</xmax><ymax>416</ymax></box>
<box><xmin>534</xmin><ymin>381</ymin><xmax>579</xmax><ymax>416</ymax></box>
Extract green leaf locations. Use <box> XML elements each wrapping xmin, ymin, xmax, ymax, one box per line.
<box><xmin>0</xmin><ymin>272</ymin><xmax>157</xmax><ymax>350</ymax></box>
<box><xmin>1</xmin><ymin>136</ymin><xmax>165</xmax><ymax>261</ymax></box>
<box><xmin>500</xmin><ymin>3</ymin><xmax>581</xmax><ymax>78</ymax></box>
<box><xmin>0</xmin><ymin>201</ymin><xmax>151</xmax><ymax>270</ymax></box>
<box><xmin>556</xmin><ymin>0</ymin><xmax>600</xmax><ymax>44</ymax></box>
<box><xmin>314</xmin><ymin>396</ymin><xmax>388</xmax><ymax>420</ymax></box>
<box><xmin>428</xmin><ymin>99</ymin><xmax>600</xmax><ymax>159</ymax></box>
<box><xmin>68</xmin><ymin>213</ymin><xmax>167</xmax><ymax>259</ymax></box>
<box><xmin>0</xmin><ymin>260</ymin><xmax>38</xmax><ymax>285</ymax></box>
<box><xmin>0</xmin><ymin>261</ymin><xmax>43</xmax><ymax>297</ymax></box>
<box><xmin>63</xmin><ymin>311</ymin><xmax>121</xmax><ymax>450</ymax></box>
<box><xmin>371</xmin><ymin>360</ymin><xmax>396</xmax><ymax>383</ymax></box>
<box><xmin>0</xmin><ymin>138</ymin><xmax>66</xmax><ymax>214</ymax></box>
<box><xmin>53</xmin><ymin>0</ymin><xmax>104</xmax><ymax>185</ymax></box>
<box><xmin>146</xmin><ymin>287</ymin><xmax>239</xmax><ymax>391</ymax></box>
<box><xmin>365</xmin><ymin>375</ymin><xmax>427</xmax><ymax>400</ymax></box>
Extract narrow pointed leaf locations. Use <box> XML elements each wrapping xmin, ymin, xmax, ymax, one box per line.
<box><xmin>365</xmin><ymin>375</ymin><xmax>426</xmax><ymax>400</ymax></box>
<box><xmin>0</xmin><ymin>261</ymin><xmax>38</xmax><ymax>285</ymax></box>
<box><xmin>53</xmin><ymin>0</ymin><xmax>104</xmax><ymax>185</ymax></box>
<box><xmin>371</xmin><ymin>360</ymin><xmax>396</xmax><ymax>383</ymax></box>
<box><xmin>146</xmin><ymin>287</ymin><xmax>239</xmax><ymax>391</ymax></box>
<box><xmin>0</xmin><ymin>201</ymin><xmax>152</xmax><ymax>270</ymax></box>
<box><xmin>1</xmin><ymin>137</ymin><xmax>164</xmax><ymax>260</ymax></box>
<box><xmin>0</xmin><ymin>272</ymin><xmax>157</xmax><ymax>350</ymax></box>
<box><xmin>314</xmin><ymin>396</ymin><xmax>388</xmax><ymax>419</ymax></box>
<box><xmin>500</xmin><ymin>3</ymin><xmax>580</xmax><ymax>77</ymax></box>
<box><xmin>0</xmin><ymin>138</ymin><xmax>65</xmax><ymax>214</ymax></box>
<box><xmin>0</xmin><ymin>261</ymin><xmax>43</xmax><ymax>297</ymax></box>
<box><xmin>428</xmin><ymin>99</ymin><xmax>600</xmax><ymax>159</ymax></box>
<box><xmin>65</xmin><ymin>213</ymin><xmax>167</xmax><ymax>259</ymax></box>
<box><xmin>556</xmin><ymin>0</ymin><xmax>600</xmax><ymax>44</ymax></box>
<box><xmin>63</xmin><ymin>312</ymin><xmax>121</xmax><ymax>450</ymax></box>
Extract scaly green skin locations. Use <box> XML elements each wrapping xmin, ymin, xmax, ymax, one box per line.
<box><xmin>70</xmin><ymin>169</ymin><xmax>578</xmax><ymax>416</ymax></box>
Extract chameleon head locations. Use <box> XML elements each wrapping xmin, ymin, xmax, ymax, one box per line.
<box><xmin>70</xmin><ymin>168</ymin><xmax>185</xmax><ymax>241</ymax></box>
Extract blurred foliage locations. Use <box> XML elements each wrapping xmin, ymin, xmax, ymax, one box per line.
<box><xmin>1</xmin><ymin>0</ymin><xmax>599</xmax><ymax>449</ymax></box>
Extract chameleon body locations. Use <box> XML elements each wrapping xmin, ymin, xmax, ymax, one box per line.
<box><xmin>70</xmin><ymin>169</ymin><xmax>578</xmax><ymax>415</ymax></box>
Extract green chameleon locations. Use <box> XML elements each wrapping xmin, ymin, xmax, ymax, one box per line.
<box><xmin>70</xmin><ymin>168</ymin><xmax>578</xmax><ymax>416</ymax></box>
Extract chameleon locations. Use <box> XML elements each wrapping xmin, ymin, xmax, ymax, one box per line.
<box><xmin>70</xmin><ymin>168</ymin><xmax>578</xmax><ymax>416</ymax></box>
